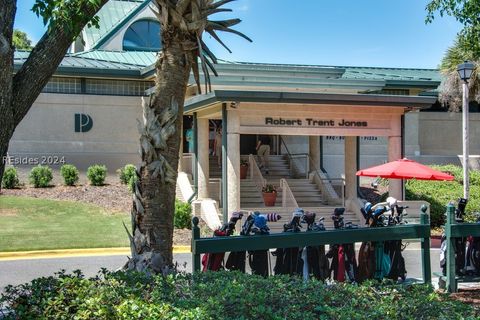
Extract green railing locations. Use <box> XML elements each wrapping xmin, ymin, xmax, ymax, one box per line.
<box><xmin>440</xmin><ymin>204</ymin><xmax>480</xmax><ymax>292</ymax></box>
<box><xmin>191</xmin><ymin>208</ymin><xmax>432</xmax><ymax>283</ymax></box>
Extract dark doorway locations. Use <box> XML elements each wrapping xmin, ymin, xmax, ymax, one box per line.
<box><xmin>240</xmin><ymin>134</ymin><xmax>257</xmax><ymax>155</ymax></box>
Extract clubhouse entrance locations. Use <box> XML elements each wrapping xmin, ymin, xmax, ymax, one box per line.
<box><xmin>182</xmin><ymin>90</ymin><xmax>435</xmax><ymax>227</ymax></box>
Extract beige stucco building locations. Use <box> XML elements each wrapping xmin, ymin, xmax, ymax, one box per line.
<box><xmin>8</xmin><ymin>0</ymin><xmax>476</xmax><ymax>227</ymax></box>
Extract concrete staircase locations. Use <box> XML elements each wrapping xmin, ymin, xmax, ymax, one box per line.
<box><xmin>277</xmin><ymin>178</ymin><xmax>326</xmax><ymax>207</ymax></box>
<box><xmin>262</xmin><ymin>154</ymin><xmax>291</xmax><ymax>179</ymax></box>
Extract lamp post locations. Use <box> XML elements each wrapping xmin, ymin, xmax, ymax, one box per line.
<box><xmin>457</xmin><ymin>61</ymin><xmax>475</xmax><ymax>199</ymax></box>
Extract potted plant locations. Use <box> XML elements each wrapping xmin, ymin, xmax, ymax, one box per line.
<box><xmin>430</xmin><ymin>227</ymin><xmax>443</xmax><ymax>248</ymax></box>
<box><xmin>262</xmin><ymin>184</ymin><xmax>277</xmax><ymax>206</ymax></box>
<box><xmin>240</xmin><ymin>159</ymin><xmax>249</xmax><ymax>179</ymax></box>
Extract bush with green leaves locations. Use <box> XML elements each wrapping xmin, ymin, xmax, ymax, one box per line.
<box><xmin>117</xmin><ymin>164</ymin><xmax>137</xmax><ymax>192</ymax></box>
<box><xmin>1</xmin><ymin>167</ymin><xmax>20</xmax><ymax>189</ymax></box>
<box><xmin>29</xmin><ymin>165</ymin><xmax>53</xmax><ymax>188</ymax></box>
<box><xmin>0</xmin><ymin>270</ymin><xmax>477</xmax><ymax>319</ymax></box>
<box><xmin>86</xmin><ymin>165</ymin><xmax>107</xmax><ymax>186</ymax></box>
<box><xmin>175</xmin><ymin>200</ymin><xmax>192</xmax><ymax>229</ymax></box>
<box><xmin>60</xmin><ymin>164</ymin><xmax>79</xmax><ymax>186</ymax></box>
<box><xmin>380</xmin><ymin>164</ymin><xmax>480</xmax><ymax>228</ymax></box>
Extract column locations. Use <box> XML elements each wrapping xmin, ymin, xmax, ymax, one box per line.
<box><xmin>388</xmin><ymin>135</ymin><xmax>403</xmax><ymax>200</ymax></box>
<box><xmin>197</xmin><ymin>118</ymin><xmax>209</xmax><ymax>199</ymax></box>
<box><xmin>227</xmin><ymin>110</ymin><xmax>240</xmax><ymax>216</ymax></box>
<box><xmin>389</xmin><ymin>115</ymin><xmax>403</xmax><ymax>200</ymax></box>
<box><xmin>309</xmin><ymin>136</ymin><xmax>320</xmax><ymax>172</ymax></box>
<box><xmin>344</xmin><ymin>136</ymin><xmax>358</xmax><ymax>204</ymax></box>
<box><xmin>345</xmin><ymin>137</ymin><xmax>357</xmax><ymax>206</ymax></box>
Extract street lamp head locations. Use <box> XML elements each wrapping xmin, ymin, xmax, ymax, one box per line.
<box><xmin>457</xmin><ymin>61</ymin><xmax>475</xmax><ymax>83</ymax></box>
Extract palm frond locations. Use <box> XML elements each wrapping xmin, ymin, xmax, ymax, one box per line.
<box><xmin>205</xmin><ymin>29</ymin><xmax>232</xmax><ymax>53</ymax></box>
<box><xmin>200</xmin><ymin>38</ymin><xmax>218</xmax><ymax>63</ymax></box>
<box><xmin>207</xmin><ymin>21</ymin><xmax>252</xmax><ymax>42</ymax></box>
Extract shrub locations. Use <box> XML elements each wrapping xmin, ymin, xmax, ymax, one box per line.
<box><xmin>60</xmin><ymin>164</ymin><xmax>79</xmax><ymax>186</ymax></box>
<box><xmin>87</xmin><ymin>165</ymin><xmax>107</xmax><ymax>186</ymax></box>
<box><xmin>1</xmin><ymin>167</ymin><xmax>20</xmax><ymax>189</ymax></box>
<box><xmin>118</xmin><ymin>164</ymin><xmax>136</xmax><ymax>184</ymax></box>
<box><xmin>175</xmin><ymin>200</ymin><xmax>192</xmax><ymax>229</ymax></box>
<box><xmin>29</xmin><ymin>165</ymin><xmax>53</xmax><ymax>188</ymax></box>
<box><xmin>378</xmin><ymin>165</ymin><xmax>480</xmax><ymax>228</ymax></box>
<box><xmin>0</xmin><ymin>270</ymin><xmax>477</xmax><ymax>319</ymax></box>
<box><xmin>117</xmin><ymin>164</ymin><xmax>137</xmax><ymax>192</ymax></box>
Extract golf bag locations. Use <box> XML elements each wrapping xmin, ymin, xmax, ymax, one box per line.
<box><xmin>385</xmin><ymin>202</ymin><xmax>408</xmax><ymax>281</ymax></box>
<box><xmin>440</xmin><ymin>198</ymin><xmax>468</xmax><ymax>276</ymax></box>
<box><xmin>302</xmin><ymin>212</ymin><xmax>330</xmax><ymax>281</ymax></box>
<box><xmin>202</xmin><ymin>212</ymin><xmax>243</xmax><ymax>271</ymax></box>
<box><xmin>247</xmin><ymin>212</ymin><xmax>271</xmax><ymax>277</ymax></box>
<box><xmin>225</xmin><ymin>212</ymin><xmax>281</xmax><ymax>273</ymax></box>
<box><xmin>327</xmin><ymin>208</ymin><xmax>358</xmax><ymax>282</ymax></box>
<box><xmin>273</xmin><ymin>208</ymin><xmax>304</xmax><ymax>276</ymax></box>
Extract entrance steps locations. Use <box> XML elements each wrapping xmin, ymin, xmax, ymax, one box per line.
<box><xmin>239</xmin><ymin>206</ymin><xmax>360</xmax><ymax>233</ymax></box>
<box><xmin>241</xmin><ymin>178</ymin><xmax>326</xmax><ymax>208</ymax></box>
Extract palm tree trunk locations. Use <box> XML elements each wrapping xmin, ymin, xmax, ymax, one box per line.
<box><xmin>127</xmin><ymin>44</ymin><xmax>191</xmax><ymax>272</ymax></box>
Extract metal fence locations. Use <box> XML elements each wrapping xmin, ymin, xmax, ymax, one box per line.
<box><xmin>191</xmin><ymin>208</ymin><xmax>432</xmax><ymax>283</ymax></box>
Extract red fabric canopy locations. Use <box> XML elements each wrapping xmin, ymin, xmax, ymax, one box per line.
<box><xmin>356</xmin><ymin>158</ymin><xmax>454</xmax><ymax>181</ymax></box>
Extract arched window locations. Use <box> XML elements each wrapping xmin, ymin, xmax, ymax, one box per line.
<box><xmin>123</xmin><ymin>20</ymin><xmax>161</xmax><ymax>51</ymax></box>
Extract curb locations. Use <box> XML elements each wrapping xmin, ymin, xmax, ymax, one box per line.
<box><xmin>0</xmin><ymin>246</ymin><xmax>191</xmax><ymax>261</ymax></box>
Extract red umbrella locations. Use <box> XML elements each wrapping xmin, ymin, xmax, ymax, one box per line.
<box><xmin>356</xmin><ymin>158</ymin><xmax>454</xmax><ymax>181</ymax></box>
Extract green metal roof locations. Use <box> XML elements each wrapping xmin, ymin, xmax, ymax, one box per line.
<box><xmin>342</xmin><ymin>66</ymin><xmax>441</xmax><ymax>82</ymax></box>
<box><xmin>179</xmin><ymin>61</ymin><xmax>441</xmax><ymax>93</ymax></box>
<box><xmin>14</xmin><ymin>50</ymin><xmax>145</xmax><ymax>78</ymax></box>
<box><xmin>73</xmin><ymin>50</ymin><xmax>157</xmax><ymax>66</ymax></box>
<box><xmin>83</xmin><ymin>0</ymin><xmax>146</xmax><ymax>49</ymax></box>
<box><xmin>13</xmin><ymin>49</ymin><xmax>442</xmax><ymax>92</ymax></box>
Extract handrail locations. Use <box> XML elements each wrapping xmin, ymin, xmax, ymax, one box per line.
<box><xmin>249</xmin><ymin>154</ymin><xmax>266</xmax><ymax>191</ymax></box>
<box><xmin>279</xmin><ymin>138</ymin><xmax>308</xmax><ymax>178</ymax></box>
<box><xmin>280</xmin><ymin>178</ymin><xmax>298</xmax><ymax>208</ymax></box>
<box><xmin>308</xmin><ymin>152</ymin><xmax>344</xmax><ymax>205</ymax></box>
<box><xmin>279</xmin><ymin>137</ymin><xmax>344</xmax><ymax>205</ymax></box>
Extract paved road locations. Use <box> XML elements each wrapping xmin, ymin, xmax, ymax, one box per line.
<box><xmin>0</xmin><ymin>248</ymin><xmax>441</xmax><ymax>292</ymax></box>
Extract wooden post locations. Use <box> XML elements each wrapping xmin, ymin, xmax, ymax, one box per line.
<box><xmin>420</xmin><ymin>205</ymin><xmax>431</xmax><ymax>284</ymax></box>
<box><xmin>192</xmin><ymin>217</ymin><xmax>201</xmax><ymax>272</ymax></box>
<box><xmin>445</xmin><ymin>204</ymin><xmax>457</xmax><ymax>292</ymax></box>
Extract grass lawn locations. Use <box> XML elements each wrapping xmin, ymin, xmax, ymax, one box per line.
<box><xmin>0</xmin><ymin>196</ymin><xmax>129</xmax><ymax>252</ymax></box>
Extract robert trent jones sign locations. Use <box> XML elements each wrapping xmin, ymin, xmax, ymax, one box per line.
<box><xmin>265</xmin><ymin>117</ymin><xmax>368</xmax><ymax>127</ymax></box>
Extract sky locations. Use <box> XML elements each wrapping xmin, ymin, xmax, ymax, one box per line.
<box><xmin>14</xmin><ymin>0</ymin><xmax>462</xmax><ymax>69</ymax></box>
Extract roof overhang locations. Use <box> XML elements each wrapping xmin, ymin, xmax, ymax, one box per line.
<box><xmin>184</xmin><ymin>90</ymin><xmax>437</xmax><ymax>115</ymax></box>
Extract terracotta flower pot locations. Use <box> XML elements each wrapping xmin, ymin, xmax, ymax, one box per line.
<box><xmin>240</xmin><ymin>165</ymin><xmax>248</xmax><ymax>179</ymax></box>
<box><xmin>430</xmin><ymin>235</ymin><xmax>442</xmax><ymax>248</ymax></box>
<box><xmin>262</xmin><ymin>192</ymin><xmax>277</xmax><ymax>206</ymax></box>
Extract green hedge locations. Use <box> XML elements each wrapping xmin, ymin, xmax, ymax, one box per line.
<box><xmin>402</xmin><ymin>164</ymin><xmax>480</xmax><ymax>228</ymax></box>
<box><xmin>377</xmin><ymin>165</ymin><xmax>480</xmax><ymax>228</ymax></box>
<box><xmin>175</xmin><ymin>200</ymin><xmax>192</xmax><ymax>229</ymax></box>
<box><xmin>1</xmin><ymin>270</ymin><xmax>477</xmax><ymax>319</ymax></box>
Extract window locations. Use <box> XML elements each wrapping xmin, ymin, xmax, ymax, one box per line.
<box><xmin>123</xmin><ymin>20</ymin><xmax>161</xmax><ymax>51</ymax></box>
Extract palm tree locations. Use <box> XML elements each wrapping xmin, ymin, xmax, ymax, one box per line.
<box><xmin>125</xmin><ymin>0</ymin><xmax>251</xmax><ymax>273</ymax></box>
<box><xmin>439</xmin><ymin>36</ymin><xmax>480</xmax><ymax>112</ymax></box>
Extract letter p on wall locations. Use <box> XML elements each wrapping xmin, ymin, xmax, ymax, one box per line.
<box><xmin>75</xmin><ymin>113</ymin><xmax>93</xmax><ymax>132</ymax></box>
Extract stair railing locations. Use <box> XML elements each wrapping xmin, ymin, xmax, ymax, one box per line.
<box><xmin>280</xmin><ymin>178</ymin><xmax>299</xmax><ymax>208</ymax></box>
<box><xmin>306</xmin><ymin>152</ymin><xmax>344</xmax><ymax>206</ymax></box>
<box><xmin>249</xmin><ymin>154</ymin><xmax>266</xmax><ymax>192</ymax></box>
<box><xmin>279</xmin><ymin>137</ymin><xmax>309</xmax><ymax>178</ymax></box>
